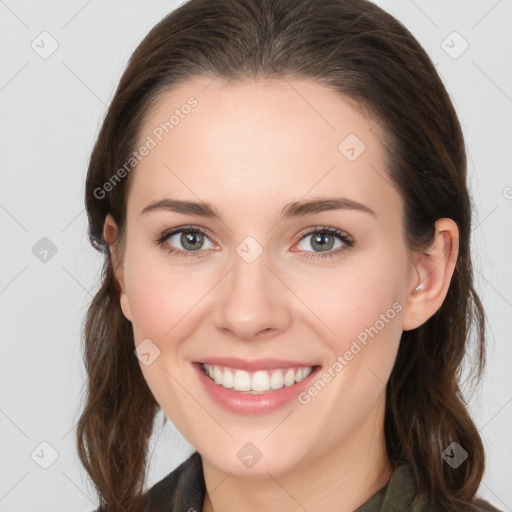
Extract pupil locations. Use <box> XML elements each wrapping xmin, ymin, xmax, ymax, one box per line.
<box><xmin>182</xmin><ymin>232</ymin><xmax>202</xmax><ymax>250</ymax></box>
<box><xmin>313</xmin><ymin>233</ymin><xmax>334</xmax><ymax>251</ymax></box>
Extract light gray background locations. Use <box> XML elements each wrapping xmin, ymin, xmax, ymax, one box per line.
<box><xmin>0</xmin><ymin>1</ymin><xmax>511</xmax><ymax>511</ymax></box>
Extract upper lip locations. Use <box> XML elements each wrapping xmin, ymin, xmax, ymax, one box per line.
<box><xmin>196</xmin><ymin>357</ymin><xmax>320</xmax><ymax>372</ymax></box>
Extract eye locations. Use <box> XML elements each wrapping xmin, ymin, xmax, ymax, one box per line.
<box><xmin>153</xmin><ymin>226</ymin><xmax>215</xmax><ymax>257</ymax></box>
<box><xmin>153</xmin><ymin>225</ymin><xmax>354</xmax><ymax>260</ymax></box>
<box><xmin>294</xmin><ymin>226</ymin><xmax>354</xmax><ymax>260</ymax></box>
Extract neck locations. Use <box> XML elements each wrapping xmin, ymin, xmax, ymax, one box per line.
<box><xmin>201</xmin><ymin>397</ymin><xmax>394</xmax><ymax>512</ymax></box>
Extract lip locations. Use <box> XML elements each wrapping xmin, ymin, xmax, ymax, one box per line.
<box><xmin>196</xmin><ymin>357</ymin><xmax>319</xmax><ymax>372</ymax></box>
<box><xmin>192</xmin><ymin>361</ymin><xmax>322</xmax><ymax>415</ymax></box>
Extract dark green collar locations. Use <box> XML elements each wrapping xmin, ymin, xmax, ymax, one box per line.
<box><xmin>140</xmin><ymin>451</ymin><xmax>501</xmax><ymax>512</ymax></box>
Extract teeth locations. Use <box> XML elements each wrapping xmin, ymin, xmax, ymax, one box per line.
<box><xmin>202</xmin><ymin>364</ymin><xmax>314</xmax><ymax>393</ymax></box>
<box><xmin>252</xmin><ymin>370</ymin><xmax>270</xmax><ymax>392</ymax></box>
<box><xmin>234</xmin><ymin>369</ymin><xmax>251</xmax><ymax>391</ymax></box>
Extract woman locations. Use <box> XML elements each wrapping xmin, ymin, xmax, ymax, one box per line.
<box><xmin>77</xmin><ymin>0</ymin><xmax>502</xmax><ymax>510</ymax></box>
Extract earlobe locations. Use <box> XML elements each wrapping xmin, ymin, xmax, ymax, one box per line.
<box><xmin>119</xmin><ymin>294</ymin><xmax>132</xmax><ymax>323</ymax></box>
<box><xmin>103</xmin><ymin>214</ymin><xmax>132</xmax><ymax>322</ymax></box>
<box><xmin>402</xmin><ymin>218</ymin><xmax>459</xmax><ymax>331</ymax></box>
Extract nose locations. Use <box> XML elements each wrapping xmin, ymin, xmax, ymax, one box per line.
<box><xmin>213</xmin><ymin>244</ymin><xmax>292</xmax><ymax>341</ymax></box>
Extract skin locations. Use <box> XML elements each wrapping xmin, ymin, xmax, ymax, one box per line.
<box><xmin>103</xmin><ymin>76</ymin><xmax>458</xmax><ymax>512</ymax></box>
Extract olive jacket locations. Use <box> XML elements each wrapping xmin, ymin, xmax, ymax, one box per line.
<box><xmin>132</xmin><ymin>451</ymin><xmax>502</xmax><ymax>512</ymax></box>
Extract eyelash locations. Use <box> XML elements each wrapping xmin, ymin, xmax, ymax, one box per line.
<box><xmin>153</xmin><ymin>225</ymin><xmax>354</xmax><ymax>261</ymax></box>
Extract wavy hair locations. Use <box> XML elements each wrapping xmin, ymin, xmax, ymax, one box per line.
<box><xmin>76</xmin><ymin>0</ymin><xmax>488</xmax><ymax>510</ymax></box>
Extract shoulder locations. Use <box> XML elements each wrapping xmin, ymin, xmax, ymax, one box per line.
<box><xmin>88</xmin><ymin>451</ymin><xmax>205</xmax><ymax>512</ymax></box>
<box><xmin>367</xmin><ymin>463</ymin><xmax>504</xmax><ymax>512</ymax></box>
<box><xmin>143</xmin><ymin>450</ymin><xmax>205</xmax><ymax>511</ymax></box>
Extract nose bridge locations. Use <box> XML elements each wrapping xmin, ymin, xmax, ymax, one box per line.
<box><xmin>213</xmin><ymin>236</ymin><xmax>290</xmax><ymax>339</ymax></box>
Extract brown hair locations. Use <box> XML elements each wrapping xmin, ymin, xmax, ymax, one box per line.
<box><xmin>77</xmin><ymin>0</ymin><xmax>489</xmax><ymax>510</ymax></box>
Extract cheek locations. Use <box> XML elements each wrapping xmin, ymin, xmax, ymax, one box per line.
<box><xmin>125</xmin><ymin>261</ymin><xmax>201</xmax><ymax>430</ymax></box>
<box><xmin>295</xmin><ymin>253</ymin><xmax>406</xmax><ymax>354</ymax></box>
<box><xmin>296</xmin><ymin>259</ymin><xmax>406</xmax><ymax>420</ymax></box>
<box><xmin>126</xmin><ymin>279</ymin><xmax>171</xmax><ymax>344</ymax></box>
<box><xmin>124</xmin><ymin>256</ymin><xmax>220</xmax><ymax>381</ymax></box>
<box><xmin>124</xmin><ymin>255</ymin><xmax>199</xmax><ymax>341</ymax></box>
<box><xmin>296</xmin><ymin>262</ymin><xmax>405</xmax><ymax>423</ymax></box>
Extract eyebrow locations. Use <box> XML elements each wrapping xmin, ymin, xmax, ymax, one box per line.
<box><xmin>139</xmin><ymin>196</ymin><xmax>376</xmax><ymax>219</ymax></box>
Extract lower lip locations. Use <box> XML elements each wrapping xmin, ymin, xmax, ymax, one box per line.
<box><xmin>192</xmin><ymin>362</ymin><xmax>321</xmax><ymax>415</ymax></box>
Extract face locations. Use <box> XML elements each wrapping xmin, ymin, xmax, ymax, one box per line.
<box><xmin>104</xmin><ymin>76</ymin><xmax>421</xmax><ymax>477</ymax></box>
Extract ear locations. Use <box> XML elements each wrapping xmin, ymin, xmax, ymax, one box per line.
<box><xmin>402</xmin><ymin>218</ymin><xmax>459</xmax><ymax>331</ymax></box>
<box><xmin>103</xmin><ymin>213</ymin><xmax>132</xmax><ymax>322</ymax></box>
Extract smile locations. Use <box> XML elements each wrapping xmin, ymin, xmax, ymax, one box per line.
<box><xmin>202</xmin><ymin>363</ymin><xmax>315</xmax><ymax>394</ymax></box>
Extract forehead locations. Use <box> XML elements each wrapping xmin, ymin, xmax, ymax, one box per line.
<box><xmin>128</xmin><ymin>76</ymin><xmax>401</xmax><ymax>225</ymax></box>
<box><xmin>140</xmin><ymin>76</ymin><xmax>377</xmax><ymax>156</ymax></box>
